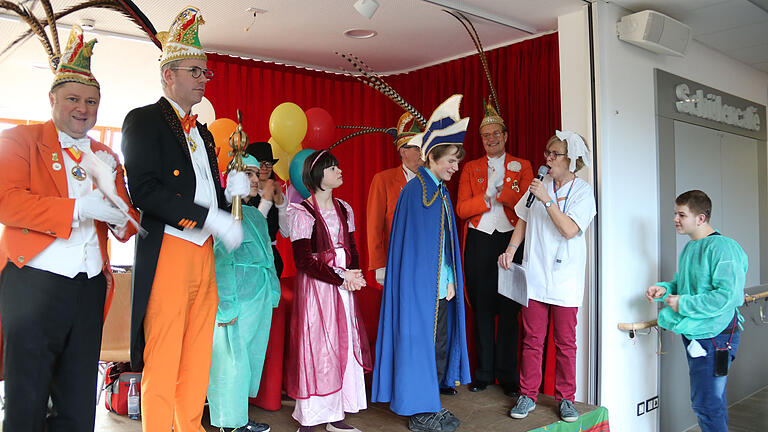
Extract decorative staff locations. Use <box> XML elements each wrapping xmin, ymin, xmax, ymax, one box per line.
<box><xmin>228</xmin><ymin>109</ymin><xmax>248</xmax><ymax>220</ymax></box>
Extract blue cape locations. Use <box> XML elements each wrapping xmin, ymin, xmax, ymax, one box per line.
<box><xmin>371</xmin><ymin>166</ymin><xmax>471</xmax><ymax>415</ymax></box>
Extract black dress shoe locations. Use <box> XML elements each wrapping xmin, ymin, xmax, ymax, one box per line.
<box><xmin>468</xmin><ymin>382</ymin><xmax>488</xmax><ymax>392</ymax></box>
<box><xmin>439</xmin><ymin>387</ymin><xmax>457</xmax><ymax>395</ymax></box>
<box><xmin>502</xmin><ymin>385</ymin><xmax>520</xmax><ymax>398</ymax></box>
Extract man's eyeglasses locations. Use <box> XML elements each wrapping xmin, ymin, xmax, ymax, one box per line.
<box><xmin>171</xmin><ymin>66</ymin><xmax>214</xmax><ymax>80</ymax></box>
<box><xmin>259</xmin><ymin>162</ymin><xmax>273</xmax><ymax>169</ymax></box>
<box><xmin>543</xmin><ymin>151</ymin><xmax>567</xmax><ymax>160</ymax></box>
<box><xmin>480</xmin><ymin>131</ymin><xmax>504</xmax><ymax>140</ymax></box>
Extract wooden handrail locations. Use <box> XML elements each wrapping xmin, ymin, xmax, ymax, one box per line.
<box><xmin>618</xmin><ymin>289</ymin><xmax>768</xmax><ymax>333</ymax></box>
<box><xmin>745</xmin><ymin>290</ymin><xmax>768</xmax><ymax>304</ymax></box>
<box><xmin>617</xmin><ymin>320</ymin><xmax>658</xmax><ymax>331</ymax></box>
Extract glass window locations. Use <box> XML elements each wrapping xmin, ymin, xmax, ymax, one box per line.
<box><xmin>111</xmin><ymin>131</ymin><xmax>124</xmax><ymax>164</ymax></box>
<box><xmin>87</xmin><ymin>129</ymin><xmax>101</xmax><ymax>141</ymax></box>
<box><xmin>0</xmin><ymin>122</ymin><xmax>18</xmax><ymax>133</ymax></box>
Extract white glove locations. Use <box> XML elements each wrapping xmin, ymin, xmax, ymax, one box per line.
<box><xmin>80</xmin><ymin>149</ymin><xmax>119</xmax><ymax>204</ymax></box>
<box><xmin>224</xmin><ymin>171</ymin><xmax>250</xmax><ymax>204</ymax></box>
<box><xmin>77</xmin><ymin>190</ymin><xmax>129</xmax><ymax>226</ymax></box>
<box><xmin>486</xmin><ymin>167</ymin><xmax>502</xmax><ymax>199</ymax></box>
<box><xmin>204</xmin><ymin>208</ymin><xmax>243</xmax><ymax>252</ymax></box>
<box><xmin>109</xmin><ymin>223</ymin><xmax>128</xmax><ymax>239</ymax></box>
<box><xmin>375</xmin><ymin>267</ymin><xmax>385</xmax><ymax>285</ymax></box>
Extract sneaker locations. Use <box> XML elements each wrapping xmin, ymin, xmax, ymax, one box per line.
<box><xmin>409</xmin><ymin>412</ymin><xmax>452</xmax><ymax>432</ymax></box>
<box><xmin>438</xmin><ymin>408</ymin><xmax>460</xmax><ymax>429</ymax></box>
<box><xmin>509</xmin><ymin>395</ymin><xmax>536</xmax><ymax>419</ymax></box>
<box><xmin>222</xmin><ymin>423</ymin><xmax>271</xmax><ymax>432</ymax></box>
<box><xmin>559</xmin><ymin>399</ymin><xmax>579</xmax><ymax>422</ymax></box>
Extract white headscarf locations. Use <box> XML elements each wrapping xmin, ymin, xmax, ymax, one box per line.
<box><xmin>555</xmin><ymin>130</ymin><xmax>591</xmax><ymax>173</ymax></box>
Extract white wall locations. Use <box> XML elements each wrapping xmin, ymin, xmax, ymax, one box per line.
<box><xmin>0</xmin><ymin>24</ymin><xmax>163</xmax><ymax>127</ymax></box>
<box><xmin>588</xmin><ymin>1</ymin><xmax>768</xmax><ymax>431</ymax></box>
<box><xmin>558</xmin><ymin>7</ymin><xmax>596</xmax><ymax>405</ymax></box>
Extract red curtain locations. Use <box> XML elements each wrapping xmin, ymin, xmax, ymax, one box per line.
<box><xmin>207</xmin><ymin>32</ymin><xmax>561</xmax><ymax>399</ymax></box>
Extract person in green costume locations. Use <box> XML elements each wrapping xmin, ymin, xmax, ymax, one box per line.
<box><xmin>646</xmin><ymin>189</ymin><xmax>748</xmax><ymax>432</ymax></box>
<box><xmin>208</xmin><ymin>155</ymin><xmax>281</xmax><ymax>432</ymax></box>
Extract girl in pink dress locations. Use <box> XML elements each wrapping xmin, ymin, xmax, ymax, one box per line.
<box><xmin>286</xmin><ymin>150</ymin><xmax>371</xmax><ymax>432</ymax></box>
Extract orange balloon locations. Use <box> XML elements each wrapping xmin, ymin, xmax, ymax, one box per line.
<box><xmin>208</xmin><ymin>118</ymin><xmax>238</xmax><ymax>174</ymax></box>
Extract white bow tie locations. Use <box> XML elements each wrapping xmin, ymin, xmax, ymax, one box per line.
<box><xmin>58</xmin><ymin>132</ymin><xmax>90</xmax><ymax>150</ymax></box>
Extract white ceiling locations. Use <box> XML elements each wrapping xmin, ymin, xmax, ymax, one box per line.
<box><xmin>3</xmin><ymin>0</ymin><xmax>766</xmax><ymax>127</ymax></box>
<box><xmin>2</xmin><ymin>0</ymin><xmax>766</xmax><ymax>76</ymax></box>
<box><xmin>0</xmin><ymin>0</ymin><xmax>587</xmax><ymax>74</ymax></box>
<box><xmin>610</xmin><ymin>0</ymin><xmax>768</xmax><ymax>73</ymax></box>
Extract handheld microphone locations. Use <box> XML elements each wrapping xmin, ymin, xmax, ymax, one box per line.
<box><xmin>525</xmin><ymin>165</ymin><xmax>550</xmax><ymax>208</ymax></box>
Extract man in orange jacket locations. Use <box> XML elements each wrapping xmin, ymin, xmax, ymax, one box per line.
<box><xmin>0</xmin><ymin>25</ymin><xmax>138</xmax><ymax>430</ymax></box>
<box><xmin>366</xmin><ymin>113</ymin><xmax>423</xmax><ymax>285</ymax></box>
<box><xmin>456</xmin><ymin>103</ymin><xmax>533</xmax><ymax>396</ymax></box>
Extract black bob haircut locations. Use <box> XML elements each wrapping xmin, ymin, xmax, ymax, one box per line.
<box><xmin>302</xmin><ymin>150</ymin><xmax>339</xmax><ymax>192</ymax></box>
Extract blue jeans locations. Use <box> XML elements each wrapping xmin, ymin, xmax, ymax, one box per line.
<box><xmin>682</xmin><ymin>330</ymin><xmax>741</xmax><ymax>432</ymax></box>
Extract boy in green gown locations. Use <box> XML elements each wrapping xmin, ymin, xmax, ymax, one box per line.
<box><xmin>646</xmin><ymin>190</ymin><xmax>748</xmax><ymax>432</ymax></box>
<box><xmin>209</xmin><ymin>156</ymin><xmax>281</xmax><ymax>432</ymax></box>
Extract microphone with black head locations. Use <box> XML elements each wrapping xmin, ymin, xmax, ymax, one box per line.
<box><xmin>525</xmin><ymin>165</ymin><xmax>550</xmax><ymax>208</ymax></box>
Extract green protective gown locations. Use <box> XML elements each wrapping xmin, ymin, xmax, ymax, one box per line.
<box><xmin>657</xmin><ymin>233</ymin><xmax>748</xmax><ymax>340</ymax></box>
<box><xmin>208</xmin><ymin>205</ymin><xmax>281</xmax><ymax>428</ymax></box>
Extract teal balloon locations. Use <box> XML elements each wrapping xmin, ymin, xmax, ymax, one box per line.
<box><xmin>289</xmin><ymin>149</ymin><xmax>314</xmax><ymax>199</ymax></box>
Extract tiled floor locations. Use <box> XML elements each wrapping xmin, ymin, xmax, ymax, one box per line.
<box><xmin>686</xmin><ymin>386</ymin><xmax>768</xmax><ymax>432</ymax></box>
<box><xmin>95</xmin><ymin>385</ymin><xmax>596</xmax><ymax>432</ymax></box>
<box><xmin>4</xmin><ymin>384</ymin><xmax>760</xmax><ymax>431</ymax></box>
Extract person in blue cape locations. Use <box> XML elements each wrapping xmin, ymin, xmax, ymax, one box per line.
<box><xmin>372</xmin><ymin>95</ymin><xmax>472</xmax><ymax>432</ymax></box>
<box><xmin>208</xmin><ymin>155</ymin><xmax>281</xmax><ymax>432</ymax></box>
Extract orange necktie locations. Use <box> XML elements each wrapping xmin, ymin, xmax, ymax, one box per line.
<box><xmin>180</xmin><ymin>113</ymin><xmax>198</xmax><ymax>133</ymax></box>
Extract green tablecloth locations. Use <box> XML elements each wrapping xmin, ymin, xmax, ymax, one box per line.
<box><xmin>529</xmin><ymin>406</ymin><xmax>610</xmax><ymax>432</ymax></box>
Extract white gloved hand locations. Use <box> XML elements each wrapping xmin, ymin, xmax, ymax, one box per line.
<box><xmin>224</xmin><ymin>171</ymin><xmax>250</xmax><ymax>204</ymax></box>
<box><xmin>486</xmin><ymin>167</ymin><xmax>502</xmax><ymax>199</ymax></box>
<box><xmin>204</xmin><ymin>208</ymin><xmax>243</xmax><ymax>252</ymax></box>
<box><xmin>494</xmin><ymin>169</ymin><xmax>505</xmax><ymax>188</ymax></box>
<box><xmin>80</xmin><ymin>149</ymin><xmax>117</xmax><ymax>193</ymax></box>
<box><xmin>109</xmin><ymin>223</ymin><xmax>128</xmax><ymax>239</ymax></box>
<box><xmin>77</xmin><ymin>190</ymin><xmax>129</xmax><ymax>226</ymax></box>
<box><xmin>375</xmin><ymin>268</ymin><xmax>385</xmax><ymax>285</ymax></box>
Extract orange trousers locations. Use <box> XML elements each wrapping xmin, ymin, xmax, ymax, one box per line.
<box><xmin>141</xmin><ymin>234</ymin><xmax>218</xmax><ymax>432</ymax></box>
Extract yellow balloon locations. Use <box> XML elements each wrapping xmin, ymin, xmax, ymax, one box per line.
<box><xmin>269</xmin><ymin>102</ymin><xmax>307</xmax><ymax>153</ymax></box>
<box><xmin>269</xmin><ymin>137</ymin><xmax>300</xmax><ymax>181</ymax></box>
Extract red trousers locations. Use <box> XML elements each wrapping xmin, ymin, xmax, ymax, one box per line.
<box><xmin>519</xmin><ymin>299</ymin><xmax>578</xmax><ymax>402</ymax></box>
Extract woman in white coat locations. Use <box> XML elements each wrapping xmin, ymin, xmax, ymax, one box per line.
<box><xmin>499</xmin><ymin>131</ymin><xmax>596</xmax><ymax>424</ymax></box>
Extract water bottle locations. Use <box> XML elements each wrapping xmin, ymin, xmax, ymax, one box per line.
<box><xmin>127</xmin><ymin>377</ymin><xmax>140</xmax><ymax>420</ymax></box>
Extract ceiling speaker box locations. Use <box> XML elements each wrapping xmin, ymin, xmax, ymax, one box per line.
<box><xmin>617</xmin><ymin>10</ymin><xmax>691</xmax><ymax>57</ymax></box>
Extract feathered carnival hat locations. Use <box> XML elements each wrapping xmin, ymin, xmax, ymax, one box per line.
<box><xmin>408</xmin><ymin>94</ymin><xmax>470</xmax><ymax>159</ymax></box>
<box><xmin>480</xmin><ymin>99</ymin><xmax>504</xmax><ymax>129</ymax></box>
<box><xmin>50</xmin><ymin>25</ymin><xmax>99</xmax><ymax>90</ymax></box>
<box><xmin>0</xmin><ymin>0</ymin><xmax>161</xmax><ymax>90</ymax></box>
<box><xmin>446</xmin><ymin>11</ymin><xmax>505</xmax><ymax>130</ymax></box>
<box><xmin>158</xmin><ymin>6</ymin><xmax>207</xmax><ymax>67</ymax></box>
<box><xmin>395</xmin><ymin>112</ymin><xmax>423</xmax><ymax>149</ymax></box>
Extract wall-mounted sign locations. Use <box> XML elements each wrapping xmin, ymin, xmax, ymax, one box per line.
<box><xmin>655</xmin><ymin>69</ymin><xmax>766</xmax><ymax>141</ymax></box>
<box><xmin>674</xmin><ymin>84</ymin><xmax>760</xmax><ymax>132</ymax></box>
